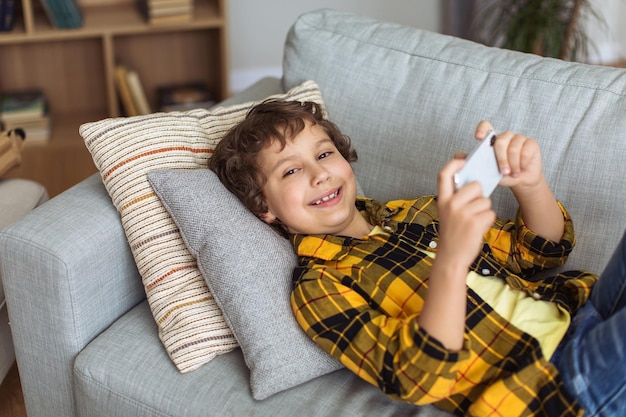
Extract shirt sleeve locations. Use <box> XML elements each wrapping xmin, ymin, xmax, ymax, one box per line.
<box><xmin>291</xmin><ymin>263</ymin><xmax>471</xmax><ymax>405</ymax></box>
<box><xmin>485</xmin><ymin>201</ymin><xmax>575</xmax><ymax>277</ymax></box>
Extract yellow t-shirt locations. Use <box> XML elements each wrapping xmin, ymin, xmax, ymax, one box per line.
<box><xmin>465</xmin><ymin>271</ymin><xmax>570</xmax><ymax>359</ymax></box>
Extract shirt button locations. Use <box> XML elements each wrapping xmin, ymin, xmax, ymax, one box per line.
<box><xmin>384</xmin><ymin>225</ymin><xmax>393</xmax><ymax>232</ymax></box>
<box><xmin>429</xmin><ymin>241</ymin><xmax>437</xmax><ymax>249</ymax></box>
<box><xmin>481</xmin><ymin>268</ymin><xmax>490</xmax><ymax>275</ymax></box>
<box><xmin>532</xmin><ymin>292</ymin><xmax>542</xmax><ymax>300</ymax></box>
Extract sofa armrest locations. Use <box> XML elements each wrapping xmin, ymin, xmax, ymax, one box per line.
<box><xmin>0</xmin><ymin>76</ymin><xmax>284</xmax><ymax>417</ymax></box>
<box><xmin>0</xmin><ymin>173</ymin><xmax>145</xmax><ymax>417</ymax></box>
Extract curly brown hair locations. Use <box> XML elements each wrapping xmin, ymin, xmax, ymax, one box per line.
<box><xmin>208</xmin><ymin>99</ymin><xmax>357</xmax><ymax>233</ymax></box>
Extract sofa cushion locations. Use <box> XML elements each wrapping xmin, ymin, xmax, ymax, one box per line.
<box><xmin>147</xmin><ymin>169</ymin><xmax>342</xmax><ymax>400</ymax></box>
<box><xmin>74</xmin><ymin>301</ymin><xmax>448</xmax><ymax>417</ymax></box>
<box><xmin>282</xmin><ymin>9</ymin><xmax>626</xmax><ymax>276</ymax></box>
<box><xmin>79</xmin><ymin>80</ymin><xmax>326</xmax><ymax>372</ymax></box>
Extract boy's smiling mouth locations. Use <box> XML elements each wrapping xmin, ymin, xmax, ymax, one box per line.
<box><xmin>310</xmin><ymin>188</ymin><xmax>341</xmax><ymax>206</ymax></box>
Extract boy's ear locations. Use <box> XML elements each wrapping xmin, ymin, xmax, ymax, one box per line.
<box><xmin>259</xmin><ymin>211</ymin><xmax>276</xmax><ymax>224</ymax></box>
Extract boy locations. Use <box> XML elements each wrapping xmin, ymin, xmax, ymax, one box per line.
<box><xmin>209</xmin><ymin>99</ymin><xmax>626</xmax><ymax>416</ymax></box>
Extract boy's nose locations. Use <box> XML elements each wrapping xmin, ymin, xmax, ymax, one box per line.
<box><xmin>311</xmin><ymin>166</ymin><xmax>331</xmax><ymax>185</ymax></box>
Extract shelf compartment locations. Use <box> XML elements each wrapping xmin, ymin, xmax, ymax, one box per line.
<box><xmin>0</xmin><ymin>38</ymin><xmax>108</xmax><ymax>118</ymax></box>
<box><xmin>113</xmin><ymin>28</ymin><xmax>223</xmax><ymax>110</ymax></box>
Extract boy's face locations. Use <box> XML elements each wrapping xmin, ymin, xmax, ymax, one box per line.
<box><xmin>258</xmin><ymin>121</ymin><xmax>365</xmax><ymax>237</ymax></box>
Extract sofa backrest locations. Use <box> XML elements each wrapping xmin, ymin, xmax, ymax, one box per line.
<box><xmin>282</xmin><ymin>9</ymin><xmax>626</xmax><ymax>276</ymax></box>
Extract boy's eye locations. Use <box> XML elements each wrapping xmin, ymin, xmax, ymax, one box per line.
<box><xmin>283</xmin><ymin>168</ymin><xmax>299</xmax><ymax>177</ymax></box>
<box><xmin>318</xmin><ymin>151</ymin><xmax>332</xmax><ymax>159</ymax></box>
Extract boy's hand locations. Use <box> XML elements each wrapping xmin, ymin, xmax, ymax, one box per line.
<box><xmin>475</xmin><ymin>121</ymin><xmax>544</xmax><ymax>192</ymax></box>
<box><xmin>422</xmin><ymin>157</ymin><xmax>496</xmax><ymax>350</ymax></box>
<box><xmin>474</xmin><ymin>121</ymin><xmax>564</xmax><ymax>242</ymax></box>
<box><xmin>436</xmin><ymin>157</ymin><xmax>496</xmax><ymax>270</ymax></box>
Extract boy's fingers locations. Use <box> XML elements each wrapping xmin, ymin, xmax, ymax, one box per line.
<box><xmin>438</xmin><ymin>158</ymin><xmax>466</xmax><ymax>198</ymax></box>
<box><xmin>493</xmin><ymin>131</ymin><xmax>513</xmax><ymax>175</ymax></box>
<box><xmin>506</xmin><ymin>134</ymin><xmax>526</xmax><ymax>175</ymax></box>
<box><xmin>475</xmin><ymin>121</ymin><xmax>494</xmax><ymax>141</ymax></box>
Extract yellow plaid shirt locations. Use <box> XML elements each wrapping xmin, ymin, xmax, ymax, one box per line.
<box><xmin>290</xmin><ymin>196</ymin><xmax>598</xmax><ymax>417</ymax></box>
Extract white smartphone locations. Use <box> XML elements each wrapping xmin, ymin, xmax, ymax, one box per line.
<box><xmin>453</xmin><ymin>131</ymin><xmax>502</xmax><ymax>197</ymax></box>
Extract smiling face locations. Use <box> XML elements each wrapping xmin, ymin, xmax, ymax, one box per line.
<box><xmin>258</xmin><ymin>121</ymin><xmax>372</xmax><ymax>238</ymax></box>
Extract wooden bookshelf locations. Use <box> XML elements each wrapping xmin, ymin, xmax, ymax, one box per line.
<box><xmin>0</xmin><ymin>0</ymin><xmax>229</xmax><ymax>197</ymax></box>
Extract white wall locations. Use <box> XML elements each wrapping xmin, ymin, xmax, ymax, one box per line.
<box><xmin>584</xmin><ymin>0</ymin><xmax>626</xmax><ymax>63</ymax></box>
<box><xmin>227</xmin><ymin>1</ymin><xmax>440</xmax><ymax>94</ymax></box>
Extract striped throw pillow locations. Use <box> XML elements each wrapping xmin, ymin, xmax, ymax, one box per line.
<box><xmin>80</xmin><ymin>80</ymin><xmax>325</xmax><ymax>372</ymax></box>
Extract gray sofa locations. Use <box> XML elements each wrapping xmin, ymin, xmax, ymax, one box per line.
<box><xmin>2</xmin><ymin>9</ymin><xmax>626</xmax><ymax>417</ymax></box>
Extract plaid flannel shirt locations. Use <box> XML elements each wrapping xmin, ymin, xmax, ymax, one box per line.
<box><xmin>290</xmin><ymin>196</ymin><xmax>598</xmax><ymax>416</ymax></box>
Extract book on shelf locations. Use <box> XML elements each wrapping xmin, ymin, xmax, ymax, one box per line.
<box><xmin>126</xmin><ymin>70</ymin><xmax>151</xmax><ymax>115</ymax></box>
<box><xmin>136</xmin><ymin>0</ymin><xmax>193</xmax><ymax>25</ymax></box>
<box><xmin>145</xmin><ymin>0</ymin><xmax>193</xmax><ymax>17</ymax></box>
<box><xmin>0</xmin><ymin>0</ymin><xmax>16</xmax><ymax>32</ymax></box>
<box><xmin>1</xmin><ymin>89</ymin><xmax>47</xmax><ymax>122</ymax></box>
<box><xmin>115</xmin><ymin>65</ymin><xmax>152</xmax><ymax>116</ymax></box>
<box><xmin>0</xmin><ymin>89</ymin><xmax>51</xmax><ymax>143</ymax></box>
<box><xmin>147</xmin><ymin>0</ymin><xmax>192</xmax><ymax>7</ymax></box>
<box><xmin>148</xmin><ymin>3</ymin><xmax>192</xmax><ymax>17</ymax></box>
<box><xmin>157</xmin><ymin>82</ymin><xmax>216</xmax><ymax>112</ymax></box>
<box><xmin>38</xmin><ymin>0</ymin><xmax>83</xmax><ymax>29</ymax></box>
<box><xmin>114</xmin><ymin>65</ymin><xmax>139</xmax><ymax>117</ymax></box>
<box><xmin>6</xmin><ymin>116</ymin><xmax>51</xmax><ymax>143</ymax></box>
<box><xmin>148</xmin><ymin>13</ymin><xmax>191</xmax><ymax>25</ymax></box>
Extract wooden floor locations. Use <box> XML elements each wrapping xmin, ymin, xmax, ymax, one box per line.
<box><xmin>0</xmin><ymin>363</ymin><xmax>26</xmax><ymax>417</ymax></box>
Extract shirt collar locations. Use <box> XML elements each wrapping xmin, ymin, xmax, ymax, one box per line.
<box><xmin>290</xmin><ymin>197</ymin><xmax>400</xmax><ymax>261</ymax></box>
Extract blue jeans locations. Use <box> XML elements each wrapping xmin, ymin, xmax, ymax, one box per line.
<box><xmin>551</xmin><ymin>231</ymin><xmax>626</xmax><ymax>416</ymax></box>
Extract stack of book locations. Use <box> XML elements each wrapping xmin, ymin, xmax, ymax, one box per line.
<box><xmin>0</xmin><ymin>0</ymin><xmax>16</xmax><ymax>32</ymax></box>
<box><xmin>137</xmin><ymin>0</ymin><xmax>193</xmax><ymax>25</ymax></box>
<box><xmin>0</xmin><ymin>89</ymin><xmax>51</xmax><ymax>143</ymax></box>
<box><xmin>114</xmin><ymin>65</ymin><xmax>151</xmax><ymax>116</ymax></box>
<box><xmin>157</xmin><ymin>82</ymin><xmax>215</xmax><ymax>112</ymax></box>
<box><xmin>38</xmin><ymin>0</ymin><xmax>83</xmax><ymax>29</ymax></box>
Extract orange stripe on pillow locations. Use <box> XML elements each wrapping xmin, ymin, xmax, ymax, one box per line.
<box><xmin>158</xmin><ymin>296</ymin><xmax>212</xmax><ymax>325</ymax></box>
<box><xmin>103</xmin><ymin>146</ymin><xmax>214</xmax><ymax>180</ymax></box>
<box><xmin>146</xmin><ymin>264</ymin><xmax>196</xmax><ymax>290</ymax></box>
<box><xmin>122</xmin><ymin>192</ymin><xmax>156</xmax><ymax>211</ymax></box>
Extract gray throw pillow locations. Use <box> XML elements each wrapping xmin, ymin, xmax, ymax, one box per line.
<box><xmin>147</xmin><ymin>168</ymin><xmax>342</xmax><ymax>400</ymax></box>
